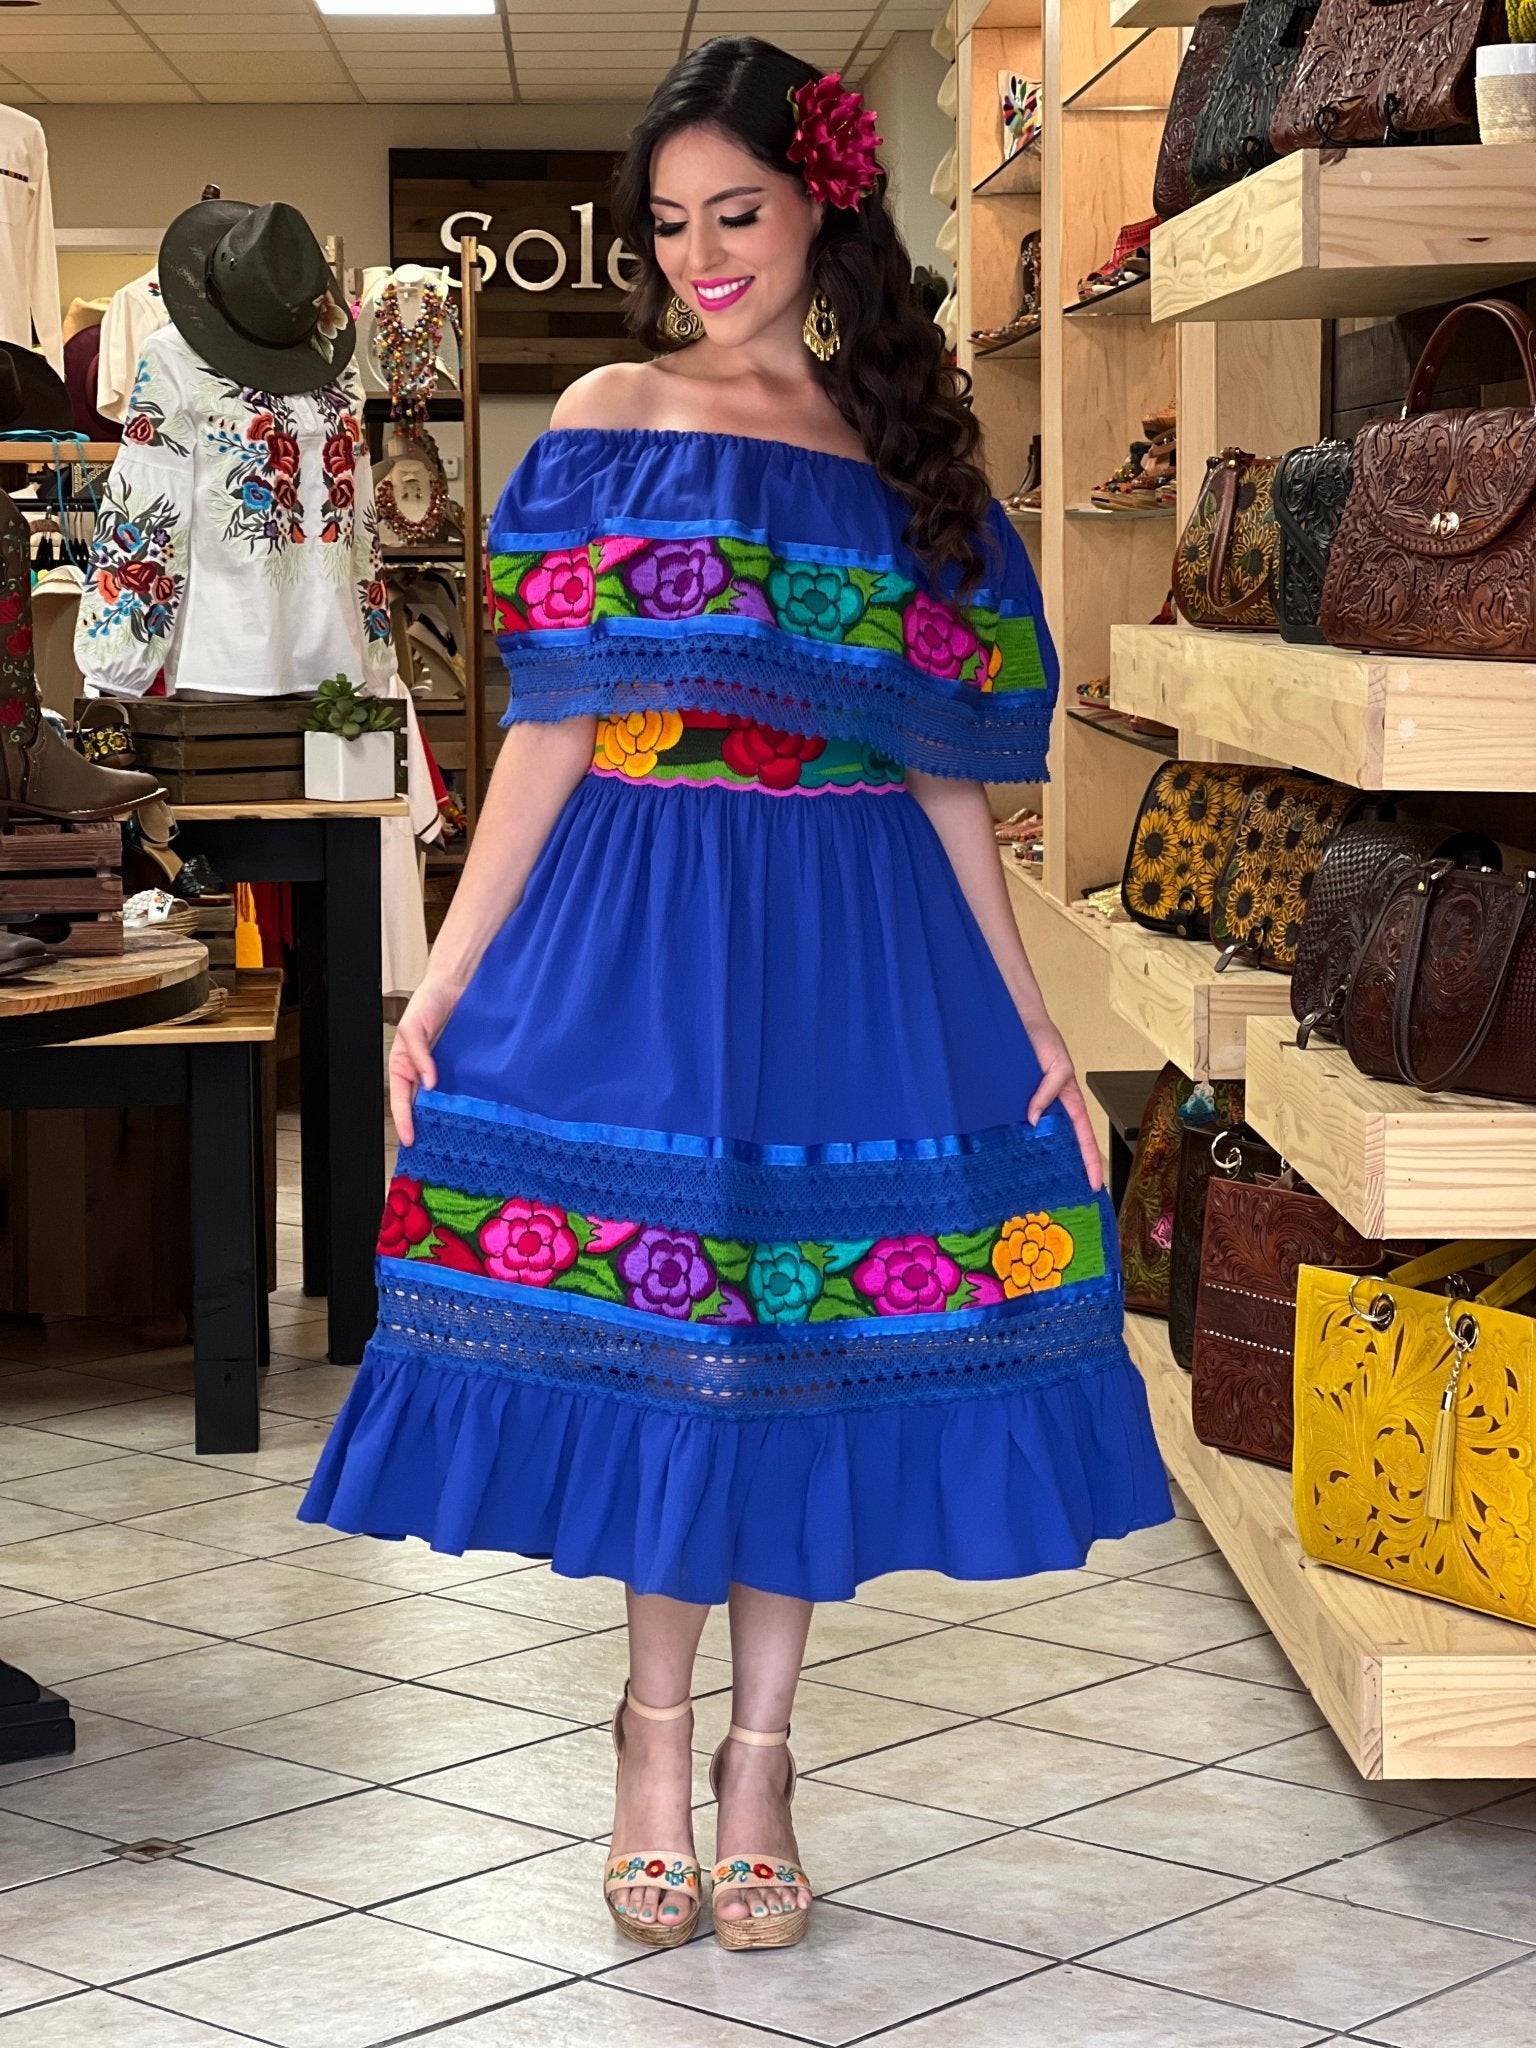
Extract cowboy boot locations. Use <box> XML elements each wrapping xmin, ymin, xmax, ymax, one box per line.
<box><xmin>1</xmin><ymin>490</ymin><xmax>164</xmax><ymax>822</ymax></box>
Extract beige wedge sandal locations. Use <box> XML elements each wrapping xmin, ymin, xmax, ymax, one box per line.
<box><xmin>707</xmin><ymin>1720</ymin><xmax>813</xmax><ymax>1950</ymax></box>
<box><xmin>603</xmin><ymin>1686</ymin><xmax>701</xmax><ymax>1949</ymax></box>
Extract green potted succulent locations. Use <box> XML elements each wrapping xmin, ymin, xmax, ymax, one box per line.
<box><xmin>1478</xmin><ymin>3</ymin><xmax>1536</xmax><ymax>144</ymax></box>
<box><xmin>303</xmin><ymin>673</ymin><xmax>402</xmax><ymax>802</ymax></box>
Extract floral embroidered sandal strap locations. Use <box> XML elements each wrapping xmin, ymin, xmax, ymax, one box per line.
<box><xmin>605</xmin><ymin>1688</ymin><xmax>701</xmax><ymax>1950</ymax></box>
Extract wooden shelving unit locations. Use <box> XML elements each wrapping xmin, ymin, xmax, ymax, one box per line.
<box><xmin>1151</xmin><ymin>144</ymin><xmax>1536</xmax><ymax>323</ymax></box>
<box><xmin>1108</xmin><ymin>923</ymin><xmax>1292</xmax><ymax>1080</ymax></box>
<box><xmin>1110</xmin><ymin>0</ymin><xmax>1201</xmax><ymax>23</ymax></box>
<box><xmin>1243</xmin><ymin>1016</ymin><xmax>1536</xmax><ymax>1239</ymax></box>
<box><xmin>1110</xmin><ymin>623</ymin><xmax>1536</xmax><ymax>791</ymax></box>
<box><xmin>1126</xmin><ymin>1314</ymin><xmax>1536</xmax><ymax>1778</ymax></box>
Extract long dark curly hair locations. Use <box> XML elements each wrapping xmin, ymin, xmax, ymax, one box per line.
<box><xmin>611</xmin><ymin>36</ymin><xmax>997</xmax><ymax>599</ymax></box>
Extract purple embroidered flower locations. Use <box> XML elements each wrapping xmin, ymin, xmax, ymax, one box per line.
<box><xmin>617</xmin><ymin>1227</ymin><xmax>716</xmax><ymax>1318</ymax></box>
<box><xmin>702</xmin><ymin>1282</ymin><xmax>755</xmax><ymax>1325</ymax></box>
<box><xmin>852</xmin><ymin>1235</ymin><xmax>961</xmax><ymax>1315</ymax></box>
<box><xmin>625</xmin><ymin>539</ymin><xmax>729</xmax><ymax>620</ymax></box>
<box><xmin>521</xmin><ymin>548</ymin><xmax>595</xmax><ymax>630</ymax></box>
<box><xmin>724</xmin><ymin>579</ymin><xmax>775</xmax><ymax>624</ymax></box>
<box><xmin>902</xmin><ymin>590</ymin><xmax>979</xmax><ymax>680</ymax></box>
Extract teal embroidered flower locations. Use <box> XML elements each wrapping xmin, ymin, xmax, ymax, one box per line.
<box><xmin>747</xmin><ymin>1243</ymin><xmax>823</xmax><ymax>1324</ymax></box>
<box><xmin>766</xmin><ymin>561</ymin><xmax>866</xmax><ymax>641</ymax></box>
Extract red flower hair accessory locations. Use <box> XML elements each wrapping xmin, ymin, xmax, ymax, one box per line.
<box><xmin>786</xmin><ymin>72</ymin><xmax>882</xmax><ymax>210</ymax></box>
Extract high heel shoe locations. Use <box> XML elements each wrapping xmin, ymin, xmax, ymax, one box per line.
<box><xmin>604</xmin><ymin>1685</ymin><xmax>701</xmax><ymax>1949</ymax></box>
<box><xmin>708</xmin><ymin>1721</ymin><xmax>813</xmax><ymax>1951</ymax></box>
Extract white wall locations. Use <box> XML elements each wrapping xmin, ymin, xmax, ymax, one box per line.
<box><xmin>863</xmin><ymin>32</ymin><xmax>952</xmax><ymax>276</ymax></box>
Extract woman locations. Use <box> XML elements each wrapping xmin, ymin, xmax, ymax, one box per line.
<box><xmin>300</xmin><ymin>37</ymin><xmax>1171</xmax><ymax>1953</ymax></box>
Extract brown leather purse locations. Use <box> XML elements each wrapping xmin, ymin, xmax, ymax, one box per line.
<box><xmin>1269</xmin><ymin>0</ymin><xmax>1496</xmax><ymax>152</ymax></box>
<box><xmin>1173</xmin><ymin>448</ymin><xmax>1282</xmax><ymax>630</ymax></box>
<box><xmin>1343</xmin><ymin>861</ymin><xmax>1536</xmax><ymax>1102</ymax></box>
<box><xmin>1154</xmin><ymin>6</ymin><xmax>1245</xmax><ymax>219</ymax></box>
<box><xmin>1319</xmin><ymin>299</ymin><xmax>1536</xmax><ymax>661</ymax></box>
<box><xmin>1169</xmin><ymin>1123</ymin><xmax>1281</xmax><ymax>1371</ymax></box>
<box><xmin>1191</xmin><ymin>1173</ymin><xmax>1389</xmax><ymax>1466</ymax></box>
<box><xmin>1208</xmin><ymin>772</ymin><xmax>1358</xmax><ymax>973</ymax></box>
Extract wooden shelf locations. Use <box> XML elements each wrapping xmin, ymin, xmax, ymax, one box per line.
<box><xmin>973</xmin><ymin>326</ymin><xmax>1042</xmax><ymax>362</ymax></box>
<box><xmin>1067</xmin><ymin>500</ymin><xmax>1172</xmax><ymax>520</ymax></box>
<box><xmin>1063</xmin><ymin>274</ymin><xmax>1151</xmax><ymax>318</ymax></box>
<box><xmin>1151</xmin><ymin>144</ymin><xmax>1536</xmax><ymax>323</ymax></box>
<box><xmin>1001</xmin><ymin>852</ymin><xmax>1113</xmax><ymax>952</ymax></box>
<box><xmin>972</xmin><ymin>146</ymin><xmax>1042</xmax><ymax>197</ymax></box>
<box><xmin>1126</xmin><ymin>1313</ymin><xmax>1536</xmax><ymax>1778</ymax></box>
<box><xmin>1111</xmin><ymin>624</ymin><xmax>1536</xmax><ymax>792</ymax></box>
<box><xmin>1110</xmin><ymin>0</ymin><xmax>1203</xmax><ymax>22</ymax></box>
<box><xmin>0</xmin><ymin>440</ymin><xmax>119</xmax><ymax>462</ymax></box>
<box><xmin>1244</xmin><ymin>1015</ymin><xmax>1536</xmax><ymax>1238</ymax></box>
<box><xmin>1109</xmin><ymin>923</ymin><xmax>1293</xmax><ymax>1079</ymax></box>
<box><xmin>1066</xmin><ymin>707</ymin><xmax>1177</xmax><ymax>757</ymax></box>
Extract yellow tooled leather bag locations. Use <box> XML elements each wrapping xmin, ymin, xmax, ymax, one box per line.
<box><xmin>1294</xmin><ymin>1242</ymin><xmax>1536</xmax><ymax>1629</ymax></box>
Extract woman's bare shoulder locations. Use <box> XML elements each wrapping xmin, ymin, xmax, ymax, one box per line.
<box><xmin>548</xmin><ymin>361</ymin><xmax>671</xmax><ymax>433</ymax></box>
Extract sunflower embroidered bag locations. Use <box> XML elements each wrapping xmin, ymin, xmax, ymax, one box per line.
<box><xmin>1173</xmin><ymin>447</ymin><xmax>1282</xmax><ymax>630</ymax></box>
<box><xmin>1121</xmin><ymin>759</ymin><xmax>1262</xmax><ymax>939</ymax></box>
<box><xmin>1294</xmin><ymin>1242</ymin><xmax>1536</xmax><ymax>1629</ymax></box>
<box><xmin>1209</xmin><ymin>771</ymin><xmax>1357</xmax><ymax>973</ymax></box>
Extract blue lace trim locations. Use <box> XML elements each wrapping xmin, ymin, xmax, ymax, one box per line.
<box><xmin>402</xmin><ymin>1092</ymin><xmax>1095</xmax><ymax>1240</ymax></box>
<box><xmin>496</xmin><ymin>632</ymin><xmax>1053</xmax><ymax>784</ymax></box>
<box><xmin>372</xmin><ymin>1261</ymin><xmax>1129</xmax><ymax>1418</ymax></box>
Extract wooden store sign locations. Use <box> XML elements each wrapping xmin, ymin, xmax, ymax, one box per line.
<box><xmin>388</xmin><ymin>148</ymin><xmax>647</xmax><ymax>394</ymax></box>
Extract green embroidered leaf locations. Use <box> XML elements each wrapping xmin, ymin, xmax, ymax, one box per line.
<box><xmin>989</xmin><ymin>615</ymin><xmax>1048</xmax><ymax>695</ymax></box>
<box><xmin>564</xmin><ymin>1253</ymin><xmax>625</xmax><ymax>1304</ymax></box>
<box><xmin>593</xmin><ymin>572</ymin><xmax>631</xmax><ymax>608</ymax></box>
<box><xmin>702</xmin><ymin>1236</ymin><xmax>753</xmax><ymax>1284</ymax></box>
<box><xmin>567</xmin><ymin>1213</ymin><xmax>594</xmax><ymax>1253</ymax></box>
<box><xmin>1058</xmin><ymin>1204</ymin><xmax>1106</xmax><ymax>1286</ymax></box>
<box><xmin>800</xmin><ymin>1243</ymin><xmax>828</xmax><ymax>1272</ymax></box>
<box><xmin>937</xmin><ymin>1225</ymin><xmax>1000</xmax><ymax>1270</ymax></box>
<box><xmin>819</xmin><ymin>1273</ymin><xmax>864</xmax><ymax>1310</ymax></box>
<box><xmin>422</xmin><ymin>1188</ymin><xmax>503</xmax><ymax>1240</ymax></box>
<box><xmin>808</xmin><ymin>1291</ymin><xmax>866</xmax><ymax>1323</ymax></box>
<box><xmin>488</xmin><ymin>551</ymin><xmax>538</xmax><ymax>594</ymax></box>
<box><xmin>848</xmin><ymin>613</ymin><xmax>907</xmax><ymax>657</ymax></box>
<box><xmin>716</xmin><ymin>537</ymin><xmax>775</xmax><ymax>580</ymax></box>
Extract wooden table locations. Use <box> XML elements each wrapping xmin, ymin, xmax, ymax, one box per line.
<box><xmin>169</xmin><ymin>799</ymin><xmax>408</xmax><ymax>1368</ymax></box>
<box><xmin>0</xmin><ymin>930</ymin><xmax>209</xmax><ymax>1047</ymax></box>
<box><xmin>0</xmin><ymin>971</ymin><xmax>283</xmax><ymax>1453</ymax></box>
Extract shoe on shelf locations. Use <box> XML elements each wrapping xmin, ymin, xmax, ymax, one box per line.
<box><xmin>0</xmin><ymin>932</ymin><xmax>49</xmax><ymax>981</ymax></box>
<box><xmin>971</xmin><ymin>231</ymin><xmax>1041</xmax><ymax>348</ymax></box>
<box><xmin>0</xmin><ymin>710</ymin><xmax>164</xmax><ymax>822</ymax></box>
<box><xmin>1091</xmin><ymin>440</ymin><xmax>1151</xmax><ymax>508</ymax></box>
<box><xmin>1002</xmin><ymin>434</ymin><xmax>1042</xmax><ymax>510</ymax></box>
<box><xmin>999</xmin><ymin>71</ymin><xmax>1043</xmax><ymax>165</ymax></box>
<box><xmin>1078</xmin><ymin>216</ymin><xmax>1158</xmax><ymax>300</ymax></box>
<box><xmin>708</xmin><ymin>1721</ymin><xmax>813</xmax><ymax>1951</ymax></box>
<box><xmin>604</xmin><ymin>1687</ymin><xmax>701</xmax><ymax>1950</ymax></box>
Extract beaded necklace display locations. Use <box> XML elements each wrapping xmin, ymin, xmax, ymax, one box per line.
<box><xmin>376</xmin><ymin>467</ymin><xmax>450</xmax><ymax>546</ymax></box>
<box><xmin>375</xmin><ymin>279</ymin><xmax>451</xmax><ymax>426</ymax></box>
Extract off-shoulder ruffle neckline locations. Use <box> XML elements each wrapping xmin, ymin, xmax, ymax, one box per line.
<box><xmin>538</xmin><ymin>423</ymin><xmax>882</xmax><ymax>475</ymax></box>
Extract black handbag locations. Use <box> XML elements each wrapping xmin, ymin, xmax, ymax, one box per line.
<box><xmin>1273</xmin><ymin>438</ymin><xmax>1352</xmax><ymax>646</ymax></box>
<box><xmin>1189</xmin><ymin>0</ymin><xmax>1314</xmax><ymax>200</ymax></box>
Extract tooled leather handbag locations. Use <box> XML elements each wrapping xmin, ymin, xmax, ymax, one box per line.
<box><xmin>1120</xmin><ymin>1066</ymin><xmax>1246</xmax><ymax>1316</ymax></box>
<box><xmin>1168</xmin><ymin>1123</ymin><xmax>1282</xmax><ymax>1371</ymax></box>
<box><xmin>1273</xmin><ymin>438</ymin><xmax>1353</xmax><ymax>645</ymax></box>
<box><xmin>1208</xmin><ymin>771</ymin><xmax>1358</xmax><ymax>973</ymax></box>
<box><xmin>1189</xmin><ymin>0</ymin><xmax>1315</xmax><ymax>195</ymax></box>
<box><xmin>1342</xmin><ymin>860</ymin><xmax>1536</xmax><ymax>1101</ymax></box>
<box><xmin>1269</xmin><ymin>0</ymin><xmax>1497</xmax><ymax>153</ymax></box>
<box><xmin>1154</xmin><ymin>6</ymin><xmax>1245</xmax><ymax>220</ymax></box>
<box><xmin>1319</xmin><ymin>298</ymin><xmax>1536</xmax><ymax>660</ymax></box>
<box><xmin>1120</xmin><ymin>759</ymin><xmax>1263</xmax><ymax>939</ymax></box>
<box><xmin>1291</xmin><ymin>816</ymin><xmax>1502</xmax><ymax>1044</ymax></box>
<box><xmin>1173</xmin><ymin>448</ymin><xmax>1283</xmax><ymax>630</ymax></box>
<box><xmin>1191</xmin><ymin>1172</ymin><xmax>1391</xmax><ymax>1466</ymax></box>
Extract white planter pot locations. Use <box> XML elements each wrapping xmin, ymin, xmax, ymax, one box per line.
<box><xmin>304</xmin><ymin>729</ymin><xmax>397</xmax><ymax>802</ymax></box>
<box><xmin>1478</xmin><ymin>44</ymin><xmax>1536</xmax><ymax>143</ymax></box>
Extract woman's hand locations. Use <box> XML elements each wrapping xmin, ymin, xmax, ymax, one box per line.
<box><xmin>1026</xmin><ymin>1025</ymin><xmax>1105</xmax><ymax>1194</ymax></box>
<box><xmin>388</xmin><ymin>978</ymin><xmax>463</xmax><ymax>1147</ymax></box>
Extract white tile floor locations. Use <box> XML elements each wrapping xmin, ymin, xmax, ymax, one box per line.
<box><xmin>0</xmin><ymin>1110</ymin><xmax>1530</xmax><ymax>2046</ymax></box>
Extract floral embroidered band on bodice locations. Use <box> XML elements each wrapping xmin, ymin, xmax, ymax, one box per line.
<box><xmin>590</xmin><ymin>707</ymin><xmax>906</xmax><ymax>794</ymax></box>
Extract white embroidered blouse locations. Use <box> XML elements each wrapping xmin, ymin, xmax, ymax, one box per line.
<box><xmin>74</xmin><ymin>325</ymin><xmax>395</xmax><ymax>700</ymax></box>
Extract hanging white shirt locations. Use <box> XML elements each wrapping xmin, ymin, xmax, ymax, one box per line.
<box><xmin>0</xmin><ymin>105</ymin><xmax>63</xmax><ymax>374</ymax></box>
<box><xmin>95</xmin><ymin>268</ymin><xmax>169</xmax><ymax>423</ymax></box>
<box><xmin>74</xmin><ymin>324</ymin><xmax>396</xmax><ymax>700</ymax></box>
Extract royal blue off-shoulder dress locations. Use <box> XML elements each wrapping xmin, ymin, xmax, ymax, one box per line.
<box><xmin>298</xmin><ymin>427</ymin><xmax>1171</xmax><ymax>1601</ymax></box>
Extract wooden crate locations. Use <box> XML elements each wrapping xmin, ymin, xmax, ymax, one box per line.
<box><xmin>0</xmin><ymin>821</ymin><xmax>123</xmax><ymax>957</ymax></box>
<box><xmin>81</xmin><ymin>696</ymin><xmax>310</xmax><ymax>804</ymax></box>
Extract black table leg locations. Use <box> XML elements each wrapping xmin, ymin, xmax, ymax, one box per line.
<box><xmin>322</xmin><ymin>819</ymin><xmax>385</xmax><ymax>1365</ymax></box>
<box><xmin>296</xmin><ymin>878</ymin><xmax>330</xmax><ymax>1302</ymax></box>
<box><xmin>189</xmin><ymin>1043</ymin><xmax>263</xmax><ymax>1453</ymax></box>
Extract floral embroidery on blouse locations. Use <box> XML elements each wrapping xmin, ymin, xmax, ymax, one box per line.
<box><xmin>489</xmin><ymin>532</ymin><xmax>1047</xmax><ymax>696</ymax></box>
<box><xmin>379</xmin><ymin>1177</ymin><xmax>1102</xmax><ymax>1322</ymax></box>
<box><xmin>120</xmin><ymin>355</ymin><xmax>188</xmax><ymax>457</ymax></box>
<box><xmin>315</xmin><ymin>384</ymin><xmax>364</xmax><ymax>563</ymax></box>
<box><xmin>355</xmin><ymin>501</ymin><xmax>390</xmax><ymax>648</ymax></box>
<box><xmin>79</xmin><ymin>475</ymin><xmax>185</xmax><ymax>659</ymax></box>
<box><xmin>591</xmin><ymin>707</ymin><xmax>905</xmax><ymax>794</ymax></box>
<box><xmin>204</xmin><ymin>390</ymin><xmax>306</xmax><ymax>566</ymax></box>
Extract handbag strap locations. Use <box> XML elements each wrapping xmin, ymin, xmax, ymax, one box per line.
<box><xmin>1205</xmin><ymin>449</ymin><xmax>1249</xmax><ymax>605</ymax></box>
<box><xmin>1404</xmin><ymin>299</ymin><xmax>1536</xmax><ymax>419</ymax></box>
<box><xmin>1477</xmin><ymin>1246</ymin><xmax>1536</xmax><ymax>1312</ymax></box>
<box><xmin>1388</xmin><ymin>864</ymin><xmax>1532</xmax><ymax>1093</ymax></box>
<box><xmin>1386</xmin><ymin>1241</ymin><xmax>1527</xmax><ymax>1289</ymax></box>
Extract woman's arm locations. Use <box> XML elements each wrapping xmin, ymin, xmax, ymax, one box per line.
<box><xmin>905</xmin><ymin>767</ymin><xmax>1104</xmax><ymax>1191</ymax></box>
<box><xmin>388</xmin><ymin>714</ymin><xmax>596</xmax><ymax>1144</ymax></box>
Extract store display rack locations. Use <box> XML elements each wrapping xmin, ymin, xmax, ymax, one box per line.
<box><xmin>1107</xmin><ymin>922</ymin><xmax>1291</xmax><ymax>1081</ymax></box>
<box><xmin>1126</xmin><ymin>1313</ymin><xmax>1536</xmax><ymax>1780</ymax></box>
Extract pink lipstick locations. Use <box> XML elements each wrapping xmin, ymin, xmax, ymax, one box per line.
<box><xmin>692</xmin><ymin>276</ymin><xmax>755</xmax><ymax>310</ymax></box>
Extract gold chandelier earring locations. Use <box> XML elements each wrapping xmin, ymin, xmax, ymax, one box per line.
<box><xmin>662</xmin><ymin>294</ymin><xmax>705</xmax><ymax>344</ymax></box>
<box><xmin>802</xmin><ymin>290</ymin><xmax>840</xmax><ymax>362</ymax></box>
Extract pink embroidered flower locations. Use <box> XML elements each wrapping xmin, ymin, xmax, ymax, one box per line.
<box><xmin>584</xmin><ymin>1216</ymin><xmax>639</xmax><ymax>1254</ymax></box>
<box><xmin>853</xmin><ymin>1236</ymin><xmax>961</xmax><ymax>1315</ymax></box>
<box><xmin>617</xmin><ymin>1227</ymin><xmax>716</xmax><ymax>1318</ymax></box>
<box><xmin>959</xmin><ymin>1271</ymin><xmax>1007</xmax><ymax>1308</ymax></box>
<box><xmin>377</xmin><ymin>1176</ymin><xmax>432</xmax><ymax>1258</ymax></box>
<box><xmin>787</xmin><ymin>72</ymin><xmax>882</xmax><ymax>211</ymax></box>
<box><xmin>902</xmin><ymin>591</ymin><xmax>978</xmax><ymax>680</ymax></box>
<box><xmin>479</xmin><ymin>1198</ymin><xmax>579</xmax><ymax>1286</ymax></box>
<box><xmin>521</xmin><ymin>548</ymin><xmax>595</xmax><ymax>630</ymax></box>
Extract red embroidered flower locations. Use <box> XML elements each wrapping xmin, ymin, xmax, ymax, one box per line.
<box><xmin>116</xmin><ymin>562</ymin><xmax>158</xmax><ymax>598</ymax></box>
<box><xmin>366</xmin><ymin>578</ymin><xmax>387</xmax><ymax>612</ymax></box>
<box><xmin>786</xmin><ymin>72</ymin><xmax>882</xmax><ymax>211</ymax></box>
<box><xmin>328</xmin><ymin>472</ymin><xmax>355</xmax><ymax>510</ymax></box>
<box><xmin>123</xmin><ymin>412</ymin><xmax>156</xmax><ymax>446</ymax></box>
<box><xmin>644</xmin><ymin>1859</ymin><xmax>666</xmax><ymax>1878</ymax></box>
<box><xmin>272</xmin><ymin>474</ymin><xmax>299</xmax><ymax>510</ymax></box>
<box><xmin>377</xmin><ymin>1175</ymin><xmax>432</xmax><ymax>1257</ymax></box>
<box><xmin>426</xmin><ymin>1224</ymin><xmax>485</xmax><ymax>1273</ymax></box>
<box><xmin>6</xmin><ymin>627</ymin><xmax>33</xmax><ymax>660</ymax></box>
<box><xmin>0</xmin><ymin>593</ymin><xmax>23</xmax><ymax>626</ymax></box>
<box><xmin>246</xmin><ymin>411</ymin><xmax>275</xmax><ymax>443</ymax></box>
<box><xmin>151</xmin><ymin>575</ymin><xmax>178</xmax><ymax>605</ymax></box>
<box><xmin>720</xmin><ymin>720</ymin><xmax>826</xmax><ymax>790</ymax></box>
<box><xmin>0</xmin><ymin>696</ymin><xmax>23</xmax><ymax>726</ymax></box>
<box><xmin>266</xmin><ymin>431</ymin><xmax>300</xmax><ymax>475</ymax></box>
<box><xmin>752</xmin><ymin>1863</ymin><xmax>775</xmax><ymax>1880</ymax></box>
<box><xmin>322</xmin><ymin>432</ymin><xmax>355</xmax><ymax>478</ymax></box>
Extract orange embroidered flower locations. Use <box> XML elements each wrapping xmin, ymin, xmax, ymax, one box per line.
<box><xmin>596</xmin><ymin>709</ymin><xmax>684</xmax><ymax>777</ymax></box>
<box><xmin>991</xmin><ymin>1211</ymin><xmax>1075</xmax><ymax>1296</ymax></box>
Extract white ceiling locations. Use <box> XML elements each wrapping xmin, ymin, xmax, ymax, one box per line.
<box><xmin>0</xmin><ymin>0</ymin><xmax>947</xmax><ymax>104</ymax></box>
